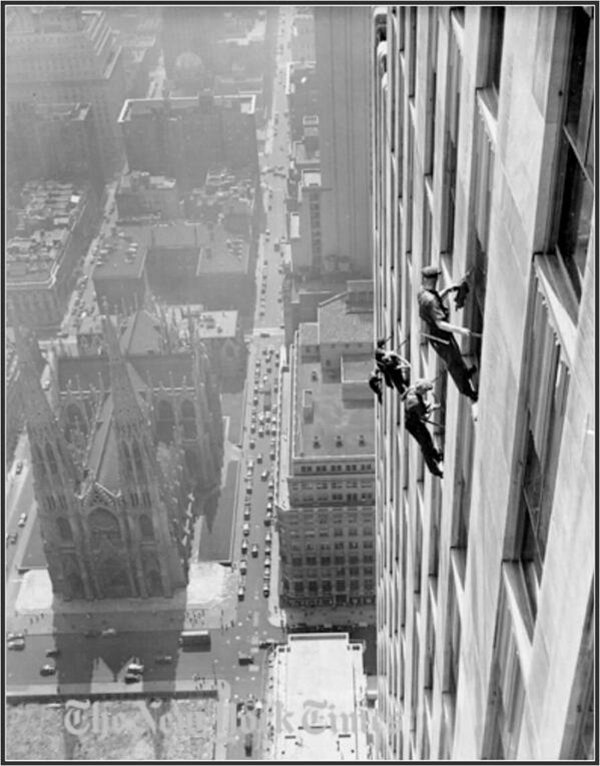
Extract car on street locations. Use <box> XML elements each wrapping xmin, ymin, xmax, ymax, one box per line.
<box><xmin>124</xmin><ymin>673</ymin><xmax>141</xmax><ymax>684</ymax></box>
<box><xmin>268</xmin><ymin>479</ymin><xmax>275</xmax><ymax>489</ymax></box>
<box><xmin>264</xmin><ymin>513</ymin><xmax>273</xmax><ymax>526</ymax></box>
<box><xmin>243</xmin><ymin>507</ymin><xmax>251</xmax><ymax>521</ymax></box>
<box><xmin>257</xmin><ymin>453</ymin><xmax>263</xmax><ymax>463</ymax></box>
<box><xmin>265</xmin><ymin>228</ymin><xmax>271</xmax><ymax>237</ymax></box>
<box><xmin>265</xmin><ymin>531</ymin><xmax>272</xmax><ymax>544</ymax></box>
<box><xmin>266</xmin><ymin>501</ymin><xmax>273</xmax><ymax>512</ymax></box>
<box><xmin>18</xmin><ymin>514</ymin><xmax>27</xmax><ymax>527</ymax></box>
<box><xmin>155</xmin><ymin>654</ymin><xmax>173</xmax><ymax>664</ymax></box>
<box><xmin>245</xmin><ymin>486</ymin><xmax>253</xmax><ymax>495</ymax></box>
<box><xmin>261</xmin><ymin>470</ymin><xmax>268</xmax><ymax>481</ymax></box>
<box><xmin>46</xmin><ymin>648</ymin><xmax>60</xmax><ymax>657</ymax></box>
<box><xmin>40</xmin><ymin>664</ymin><xmax>57</xmax><ymax>676</ymax></box>
<box><xmin>251</xmin><ymin>544</ymin><xmax>259</xmax><ymax>558</ymax></box>
<box><xmin>269</xmin><ymin>450</ymin><xmax>276</xmax><ymax>461</ymax></box>
<box><xmin>238</xmin><ymin>586</ymin><xmax>246</xmax><ymax>601</ymax></box>
<box><xmin>241</xmin><ymin>539</ymin><xmax>249</xmax><ymax>554</ymax></box>
<box><xmin>262</xmin><ymin>585</ymin><xmax>270</xmax><ymax>597</ymax></box>
<box><xmin>242</xmin><ymin>523</ymin><xmax>250</xmax><ymax>536</ymax></box>
<box><xmin>240</xmin><ymin>559</ymin><xmax>248</xmax><ymax>574</ymax></box>
<box><xmin>250</xmin><ymin>424</ymin><xmax>256</xmax><ymax>433</ymax></box>
<box><xmin>249</xmin><ymin>439</ymin><xmax>256</xmax><ymax>449</ymax></box>
<box><xmin>238</xmin><ymin>652</ymin><xmax>253</xmax><ymax>665</ymax></box>
<box><xmin>101</xmin><ymin>628</ymin><xmax>117</xmax><ymax>637</ymax></box>
<box><xmin>258</xmin><ymin>428</ymin><xmax>264</xmax><ymax>437</ymax></box>
<box><xmin>127</xmin><ymin>660</ymin><xmax>145</xmax><ymax>675</ymax></box>
<box><xmin>247</xmin><ymin>459</ymin><xmax>254</xmax><ymax>470</ymax></box>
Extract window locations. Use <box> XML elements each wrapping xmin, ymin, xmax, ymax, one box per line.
<box><xmin>483</xmin><ymin>589</ymin><xmax>525</xmax><ymax>759</ymax></box>
<box><xmin>552</xmin><ymin>8</ymin><xmax>594</xmax><ymax>306</ymax></box>
<box><xmin>336</xmin><ymin>580</ymin><xmax>346</xmax><ymax>592</ymax></box>
<box><xmin>424</xmin><ymin>8</ymin><xmax>438</xmax><ymax>175</ymax></box>
<box><xmin>486</xmin><ymin>7</ymin><xmax>505</xmax><ymax>98</ymax></box>
<box><xmin>408</xmin><ymin>7</ymin><xmax>417</xmax><ymax>97</ymax></box>
<box><xmin>441</xmin><ymin>28</ymin><xmax>462</xmax><ymax>255</ymax></box>
<box><xmin>443</xmin><ymin>576</ymin><xmax>461</xmax><ymax>695</ymax></box>
<box><xmin>515</xmin><ymin>286</ymin><xmax>570</xmax><ymax>618</ymax></box>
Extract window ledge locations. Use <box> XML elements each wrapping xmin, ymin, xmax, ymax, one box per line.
<box><xmin>476</xmin><ymin>88</ymin><xmax>498</xmax><ymax>145</ymax></box>
<box><xmin>501</xmin><ymin>562</ymin><xmax>534</xmax><ymax>673</ymax></box>
<box><xmin>533</xmin><ymin>255</ymin><xmax>578</xmax><ymax>365</ymax></box>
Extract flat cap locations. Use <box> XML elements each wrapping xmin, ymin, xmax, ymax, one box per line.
<box><xmin>421</xmin><ymin>265</ymin><xmax>442</xmax><ymax>278</ymax></box>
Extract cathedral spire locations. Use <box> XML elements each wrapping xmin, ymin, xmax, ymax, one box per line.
<box><xmin>14</xmin><ymin>324</ymin><xmax>79</xmax><ymax>484</ymax></box>
<box><xmin>101</xmin><ymin>314</ymin><xmax>146</xmax><ymax>432</ymax></box>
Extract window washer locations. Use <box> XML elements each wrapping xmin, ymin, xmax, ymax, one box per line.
<box><xmin>368</xmin><ymin>369</ymin><xmax>383</xmax><ymax>404</ymax></box>
<box><xmin>403</xmin><ymin>379</ymin><xmax>444</xmax><ymax>478</ymax></box>
<box><xmin>417</xmin><ymin>266</ymin><xmax>479</xmax><ymax>402</ymax></box>
<box><xmin>374</xmin><ymin>339</ymin><xmax>411</xmax><ymax>395</ymax></box>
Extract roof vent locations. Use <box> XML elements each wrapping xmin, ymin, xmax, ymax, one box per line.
<box><xmin>336</xmin><ymin>434</ymin><xmax>343</xmax><ymax>447</ymax></box>
<box><xmin>358</xmin><ymin>434</ymin><xmax>365</xmax><ymax>445</ymax></box>
<box><xmin>313</xmin><ymin>436</ymin><xmax>321</xmax><ymax>448</ymax></box>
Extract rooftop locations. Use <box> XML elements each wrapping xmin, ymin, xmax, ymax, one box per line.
<box><xmin>164</xmin><ymin>306</ymin><xmax>239</xmax><ymax>339</ymax></box>
<box><xmin>271</xmin><ymin>634</ymin><xmax>368</xmax><ymax>760</ymax></box>
<box><xmin>301</xmin><ymin>170</ymin><xmax>321</xmax><ymax>188</ymax></box>
<box><xmin>118</xmin><ymin>171</ymin><xmax>177</xmax><ymax>193</ymax></box>
<box><xmin>293</xmin><ymin>349</ymin><xmax>374</xmax><ymax>459</ymax></box>
<box><xmin>92</xmin><ymin>231</ymin><xmax>147</xmax><ymax>280</ymax></box>
<box><xmin>318</xmin><ymin>291</ymin><xmax>373</xmax><ymax>345</ymax></box>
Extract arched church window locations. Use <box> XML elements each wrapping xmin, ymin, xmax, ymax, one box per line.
<box><xmin>33</xmin><ymin>445</ymin><xmax>46</xmax><ymax>476</ymax></box>
<box><xmin>122</xmin><ymin>442</ymin><xmax>133</xmax><ymax>475</ymax></box>
<box><xmin>57</xmin><ymin>517</ymin><xmax>73</xmax><ymax>541</ymax></box>
<box><xmin>139</xmin><ymin>514</ymin><xmax>154</xmax><ymax>540</ymax></box>
<box><xmin>46</xmin><ymin>495</ymin><xmax>57</xmax><ymax>512</ymax></box>
<box><xmin>46</xmin><ymin>443</ymin><xmax>58</xmax><ymax>474</ymax></box>
<box><xmin>156</xmin><ymin>399</ymin><xmax>176</xmax><ymax>444</ymax></box>
<box><xmin>142</xmin><ymin>490</ymin><xmax>151</xmax><ymax>507</ymax></box>
<box><xmin>181</xmin><ymin>400</ymin><xmax>197</xmax><ymax>438</ymax></box>
<box><xmin>132</xmin><ymin>440</ymin><xmax>145</xmax><ymax>478</ymax></box>
<box><xmin>130</xmin><ymin>491</ymin><xmax>139</xmax><ymax>507</ymax></box>
<box><xmin>89</xmin><ymin>507</ymin><xmax>121</xmax><ymax>543</ymax></box>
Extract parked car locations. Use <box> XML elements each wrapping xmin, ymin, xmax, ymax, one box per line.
<box><xmin>155</xmin><ymin>654</ymin><xmax>173</xmax><ymax>664</ymax></box>
<box><xmin>40</xmin><ymin>664</ymin><xmax>56</xmax><ymax>676</ymax></box>
<box><xmin>265</xmin><ymin>532</ymin><xmax>272</xmax><ymax>544</ymax></box>
<box><xmin>241</xmin><ymin>540</ymin><xmax>249</xmax><ymax>555</ymax></box>
<box><xmin>101</xmin><ymin>628</ymin><xmax>117</xmax><ymax>637</ymax></box>
<box><xmin>240</xmin><ymin>559</ymin><xmax>248</xmax><ymax>575</ymax></box>
<box><xmin>238</xmin><ymin>586</ymin><xmax>246</xmax><ymax>601</ymax></box>
<box><xmin>18</xmin><ymin>514</ymin><xmax>27</xmax><ymax>527</ymax></box>
<box><xmin>127</xmin><ymin>660</ymin><xmax>144</xmax><ymax>675</ymax></box>
<box><xmin>251</xmin><ymin>544</ymin><xmax>259</xmax><ymax>558</ymax></box>
<box><xmin>46</xmin><ymin>648</ymin><xmax>60</xmax><ymax>658</ymax></box>
<box><xmin>242</xmin><ymin>523</ymin><xmax>250</xmax><ymax>537</ymax></box>
<box><xmin>243</xmin><ymin>508</ymin><xmax>251</xmax><ymax>521</ymax></box>
<box><xmin>124</xmin><ymin>673</ymin><xmax>141</xmax><ymax>684</ymax></box>
<box><xmin>238</xmin><ymin>653</ymin><xmax>253</xmax><ymax>666</ymax></box>
<box><xmin>249</xmin><ymin>439</ymin><xmax>256</xmax><ymax>449</ymax></box>
<box><xmin>264</xmin><ymin>513</ymin><xmax>273</xmax><ymax>526</ymax></box>
<box><xmin>262</xmin><ymin>585</ymin><xmax>270</xmax><ymax>597</ymax></box>
<box><xmin>257</xmin><ymin>453</ymin><xmax>263</xmax><ymax>464</ymax></box>
<box><xmin>261</xmin><ymin>470</ymin><xmax>268</xmax><ymax>481</ymax></box>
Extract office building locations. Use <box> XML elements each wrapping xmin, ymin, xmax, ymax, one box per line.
<box><xmin>5</xmin><ymin>6</ymin><xmax>126</xmax><ymax>174</ymax></box>
<box><xmin>7</xmin><ymin>182</ymin><xmax>98</xmax><ymax>330</ymax></box>
<box><xmin>286</xmin><ymin>62</ymin><xmax>318</xmax><ymax>145</ymax></box>
<box><xmin>118</xmin><ymin>94</ymin><xmax>259</xmax><ymax>192</ymax></box>
<box><xmin>115</xmin><ymin>172</ymin><xmax>181</xmax><ymax>221</ymax></box>
<box><xmin>278</xmin><ymin>282</ymin><xmax>376</xmax><ymax>609</ymax></box>
<box><xmin>265</xmin><ymin>634</ymin><xmax>370</xmax><ymax>760</ymax></box>
<box><xmin>290</xmin><ymin>12</ymin><xmax>315</xmax><ymax>62</ymax></box>
<box><xmin>16</xmin><ymin>308</ymin><xmax>224</xmax><ymax>600</ymax></box>
<box><xmin>314</xmin><ymin>7</ymin><xmax>372</xmax><ymax>275</ymax></box>
<box><xmin>6</xmin><ymin>102</ymin><xmax>105</xmax><ymax>195</ymax></box>
<box><xmin>372</xmin><ymin>7</ymin><xmax>594</xmax><ymax>760</ymax></box>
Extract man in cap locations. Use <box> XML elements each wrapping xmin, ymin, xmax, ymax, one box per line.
<box><xmin>368</xmin><ymin>369</ymin><xmax>383</xmax><ymax>404</ymax></box>
<box><xmin>418</xmin><ymin>265</ymin><xmax>478</xmax><ymax>401</ymax></box>
<box><xmin>403</xmin><ymin>378</ymin><xmax>443</xmax><ymax>478</ymax></box>
<box><xmin>374</xmin><ymin>339</ymin><xmax>411</xmax><ymax>396</ymax></box>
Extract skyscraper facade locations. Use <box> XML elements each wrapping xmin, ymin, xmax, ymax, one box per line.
<box><xmin>372</xmin><ymin>6</ymin><xmax>594</xmax><ymax>760</ymax></box>
<box><xmin>314</xmin><ymin>6</ymin><xmax>373</xmax><ymax>276</ymax></box>
<box><xmin>5</xmin><ymin>6</ymin><xmax>126</xmax><ymax>174</ymax></box>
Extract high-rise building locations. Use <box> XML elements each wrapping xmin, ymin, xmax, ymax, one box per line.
<box><xmin>372</xmin><ymin>6</ymin><xmax>594</xmax><ymax>761</ymax></box>
<box><xmin>16</xmin><ymin>310</ymin><xmax>224</xmax><ymax>600</ymax></box>
<box><xmin>264</xmin><ymin>633</ymin><xmax>371</xmax><ymax>759</ymax></box>
<box><xmin>278</xmin><ymin>281</ymin><xmax>376</xmax><ymax>610</ymax></box>
<box><xmin>118</xmin><ymin>94</ymin><xmax>259</xmax><ymax>191</ymax></box>
<box><xmin>6</xmin><ymin>102</ymin><xmax>105</xmax><ymax>195</ymax></box>
<box><xmin>5</xmin><ymin>6</ymin><xmax>126</xmax><ymax>174</ymax></box>
<box><xmin>7</xmin><ymin>181</ymin><xmax>99</xmax><ymax>330</ymax></box>
<box><xmin>314</xmin><ymin>6</ymin><xmax>372</xmax><ymax>276</ymax></box>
